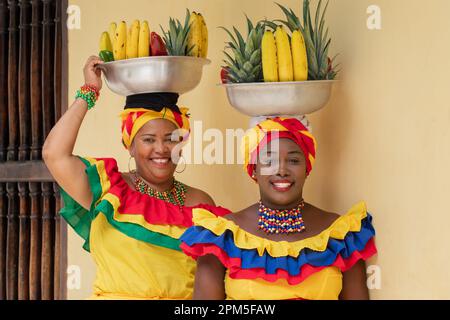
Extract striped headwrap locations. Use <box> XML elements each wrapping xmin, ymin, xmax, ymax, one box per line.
<box><xmin>120</xmin><ymin>107</ymin><xmax>190</xmax><ymax>150</ymax></box>
<box><xmin>119</xmin><ymin>93</ymin><xmax>191</xmax><ymax>150</ymax></box>
<box><xmin>242</xmin><ymin>117</ymin><xmax>317</xmax><ymax>181</ymax></box>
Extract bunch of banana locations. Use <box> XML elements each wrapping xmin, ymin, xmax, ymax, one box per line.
<box><xmin>186</xmin><ymin>12</ymin><xmax>208</xmax><ymax>58</ymax></box>
<box><xmin>99</xmin><ymin>11</ymin><xmax>206</xmax><ymax>61</ymax></box>
<box><xmin>261</xmin><ymin>26</ymin><xmax>308</xmax><ymax>82</ymax></box>
<box><xmin>99</xmin><ymin>20</ymin><xmax>151</xmax><ymax>62</ymax></box>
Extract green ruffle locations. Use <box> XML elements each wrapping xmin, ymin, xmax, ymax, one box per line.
<box><xmin>59</xmin><ymin>157</ymin><xmax>181</xmax><ymax>252</ymax></box>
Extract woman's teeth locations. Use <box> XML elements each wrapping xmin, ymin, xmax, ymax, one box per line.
<box><xmin>273</xmin><ymin>182</ymin><xmax>292</xmax><ymax>188</ymax></box>
<box><xmin>271</xmin><ymin>181</ymin><xmax>294</xmax><ymax>192</ymax></box>
<box><xmin>152</xmin><ymin>158</ymin><xmax>170</xmax><ymax>164</ymax></box>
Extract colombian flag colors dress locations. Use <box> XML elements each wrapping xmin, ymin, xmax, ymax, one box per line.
<box><xmin>60</xmin><ymin>156</ymin><xmax>230</xmax><ymax>299</ymax></box>
<box><xmin>180</xmin><ymin>202</ymin><xmax>377</xmax><ymax>300</ymax></box>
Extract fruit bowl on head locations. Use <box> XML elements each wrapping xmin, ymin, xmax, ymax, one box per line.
<box><xmin>97</xmin><ymin>56</ymin><xmax>211</xmax><ymax>96</ymax></box>
<box><xmin>220</xmin><ymin>80</ymin><xmax>336</xmax><ymax>117</ymax></box>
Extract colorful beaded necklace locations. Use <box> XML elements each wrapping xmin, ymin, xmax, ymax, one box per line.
<box><xmin>133</xmin><ymin>173</ymin><xmax>187</xmax><ymax>207</ymax></box>
<box><xmin>258</xmin><ymin>199</ymin><xmax>306</xmax><ymax>234</ymax></box>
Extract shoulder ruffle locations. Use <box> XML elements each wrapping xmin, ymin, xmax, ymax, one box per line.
<box><xmin>59</xmin><ymin>156</ymin><xmax>231</xmax><ymax>252</ymax></box>
<box><xmin>190</xmin><ymin>202</ymin><xmax>370</xmax><ymax>257</ymax></box>
<box><xmin>180</xmin><ymin>202</ymin><xmax>377</xmax><ymax>285</ymax></box>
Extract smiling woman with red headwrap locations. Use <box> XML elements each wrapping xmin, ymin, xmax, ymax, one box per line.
<box><xmin>180</xmin><ymin>116</ymin><xmax>377</xmax><ymax>300</ymax></box>
<box><xmin>43</xmin><ymin>56</ymin><xmax>230</xmax><ymax>299</ymax></box>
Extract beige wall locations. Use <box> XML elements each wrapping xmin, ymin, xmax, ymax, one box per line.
<box><xmin>67</xmin><ymin>0</ymin><xmax>450</xmax><ymax>299</ymax></box>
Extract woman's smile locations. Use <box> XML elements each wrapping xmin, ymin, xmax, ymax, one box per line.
<box><xmin>270</xmin><ymin>179</ymin><xmax>294</xmax><ymax>192</ymax></box>
<box><xmin>149</xmin><ymin>157</ymin><xmax>172</xmax><ymax>168</ymax></box>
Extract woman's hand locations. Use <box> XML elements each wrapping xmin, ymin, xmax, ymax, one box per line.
<box><xmin>83</xmin><ymin>55</ymin><xmax>104</xmax><ymax>90</ymax></box>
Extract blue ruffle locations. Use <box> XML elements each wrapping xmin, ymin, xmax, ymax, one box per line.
<box><xmin>180</xmin><ymin>214</ymin><xmax>375</xmax><ymax>276</ymax></box>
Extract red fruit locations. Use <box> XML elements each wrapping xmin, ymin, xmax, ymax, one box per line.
<box><xmin>220</xmin><ymin>67</ymin><xmax>229</xmax><ymax>84</ymax></box>
<box><xmin>150</xmin><ymin>32</ymin><xmax>168</xmax><ymax>56</ymax></box>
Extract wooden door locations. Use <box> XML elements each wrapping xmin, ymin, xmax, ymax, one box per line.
<box><xmin>0</xmin><ymin>0</ymin><xmax>68</xmax><ymax>300</ymax></box>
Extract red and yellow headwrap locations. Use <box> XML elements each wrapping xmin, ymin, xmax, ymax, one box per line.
<box><xmin>120</xmin><ymin>107</ymin><xmax>191</xmax><ymax>150</ymax></box>
<box><xmin>242</xmin><ymin>117</ymin><xmax>317</xmax><ymax>181</ymax></box>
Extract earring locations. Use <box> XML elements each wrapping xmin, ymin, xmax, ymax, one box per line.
<box><xmin>175</xmin><ymin>155</ymin><xmax>187</xmax><ymax>174</ymax></box>
<box><xmin>128</xmin><ymin>156</ymin><xmax>136</xmax><ymax>173</ymax></box>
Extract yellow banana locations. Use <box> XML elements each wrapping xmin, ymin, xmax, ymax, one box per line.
<box><xmin>99</xmin><ymin>31</ymin><xmax>113</xmax><ymax>52</ymax></box>
<box><xmin>126</xmin><ymin>20</ymin><xmax>140</xmax><ymax>59</ymax></box>
<box><xmin>275</xmin><ymin>26</ymin><xmax>293</xmax><ymax>82</ymax></box>
<box><xmin>138</xmin><ymin>20</ymin><xmax>150</xmax><ymax>57</ymax></box>
<box><xmin>109</xmin><ymin>22</ymin><xmax>117</xmax><ymax>46</ymax></box>
<box><xmin>291</xmin><ymin>30</ymin><xmax>308</xmax><ymax>81</ymax></box>
<box><xmin>126</xmin><ymin>26</ymin><xmax>132</xmax><ymax>58</ymax></box>
<box><xmin>262</xmin><ymin>31</ymin><xmax>278</xmax><ymax>82</ymax></box>
<box><xmin>114</xmin><ymin>21</ymin><xmax>127</xmax><ymax>60</ymax></box>
<box><xmin>198</xmin><ymin>13</ymin><xmax>208</xmax><ymax>58</ymax></box>
<box><xmin>187</xmin><ymin>12</ymin><xmax>202</xmax><ymax>57</ymax></box>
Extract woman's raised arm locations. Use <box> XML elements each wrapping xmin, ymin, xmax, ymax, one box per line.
<box><xmin>42</xmin><ymin>56</ymin><xmax>103</xmax><ymax>210</ymax></box>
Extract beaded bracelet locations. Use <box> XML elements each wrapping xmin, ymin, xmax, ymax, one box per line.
<box><xmin>75</xmin><ymin>84</ymin><xmax>100</xmax><ymax>110</ymax></box>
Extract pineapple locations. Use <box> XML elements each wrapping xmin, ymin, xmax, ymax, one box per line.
<box><xmin>220</xmin><ymin>17</ymin><xmax>265</xmax><ymax>83</ymax></box>
<box><xmin>273</xmin><ymin>0</ymin><xmax>340</xmax><ymax>80</ymax></box>
<box><xmin>160</xmin><ymin>9</ymin><xmax>194</xmax><ymax>56</ymax></box>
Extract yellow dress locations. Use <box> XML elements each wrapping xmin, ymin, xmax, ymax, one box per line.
<box><xmin>180</xmin><ymin>202</ymin><xmax>377</xmax><ymax>300</ymax></box>
<box><xmin>60</xmin><ymin>157</ymin><xmax>230</xmax><ymax>299</ymax></box>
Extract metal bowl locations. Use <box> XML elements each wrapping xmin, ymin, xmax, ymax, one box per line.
<box><xmin>97</xmin><ymin>56</ymin><xmax>211</xmax><ymax>96</ymax></box>
<box><xmin>220</xmin><ymin>80</ymin><xmax>336</xmax><ymax>116</ymax></box>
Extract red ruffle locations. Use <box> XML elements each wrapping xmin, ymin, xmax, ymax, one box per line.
<box><xmin>180</xmin><ymin>238</ymin><xmax>377</xmax><ymax>285</ymax></box>
<box><xmin>97</xmin><ymin>158</ymin><xmax>230</xmax><ymax>227</ymax></box>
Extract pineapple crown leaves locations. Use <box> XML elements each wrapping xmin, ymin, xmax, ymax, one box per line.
<box><xmin>275</xmin><ymin>0</ymin><xmax>339</xmax><ymax>80</ymax></box>
<box><xmin>160</xmin><ymin>9</ymin><xmax>194</xmax><ymax>56</ymax></box>
<box><xmin>219</xmin><ymin>16</ymin><xmax>265</xmax><ymax>83</ymax></box>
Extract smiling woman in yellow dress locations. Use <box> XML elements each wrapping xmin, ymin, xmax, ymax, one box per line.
<box><xmin>180</xmin><ymin>116</ymin><xmax>377</xmax><ymax>300</ymax></box>
<box><xmin>43</xmin><ymin>56</ymin><xmax>230</xmax><ymax>299</ymax></box>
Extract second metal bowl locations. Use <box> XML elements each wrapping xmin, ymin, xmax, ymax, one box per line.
<box><xmin>97</xmin><ymin>56</ymin><xmax>211</xmax><ymax>96</ymax></box>
<box><xmin>220</xmin><ymin>80</ymin><xmax>336</xmax><ymax>116</ymax></box>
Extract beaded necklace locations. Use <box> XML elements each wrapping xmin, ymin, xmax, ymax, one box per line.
<box><xmin>133</xmin><ymin>173</ymin><xmax>187</xmax><ymax>207</ymax></box>
<box><xmin>258</xmin><ymin>199</ymin><xmax>306</xmax><ymax>234</ymax></box>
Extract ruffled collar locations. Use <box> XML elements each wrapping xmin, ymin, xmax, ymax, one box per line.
<box><xmin>192</xmin><ymin>201</ymin><xmax>369</xmax><ymax>257</ymax></box>
<box><xmin>93</xmin><ymin>157</ymin><xmax>230</xmax><ymax>228</ymax></box>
